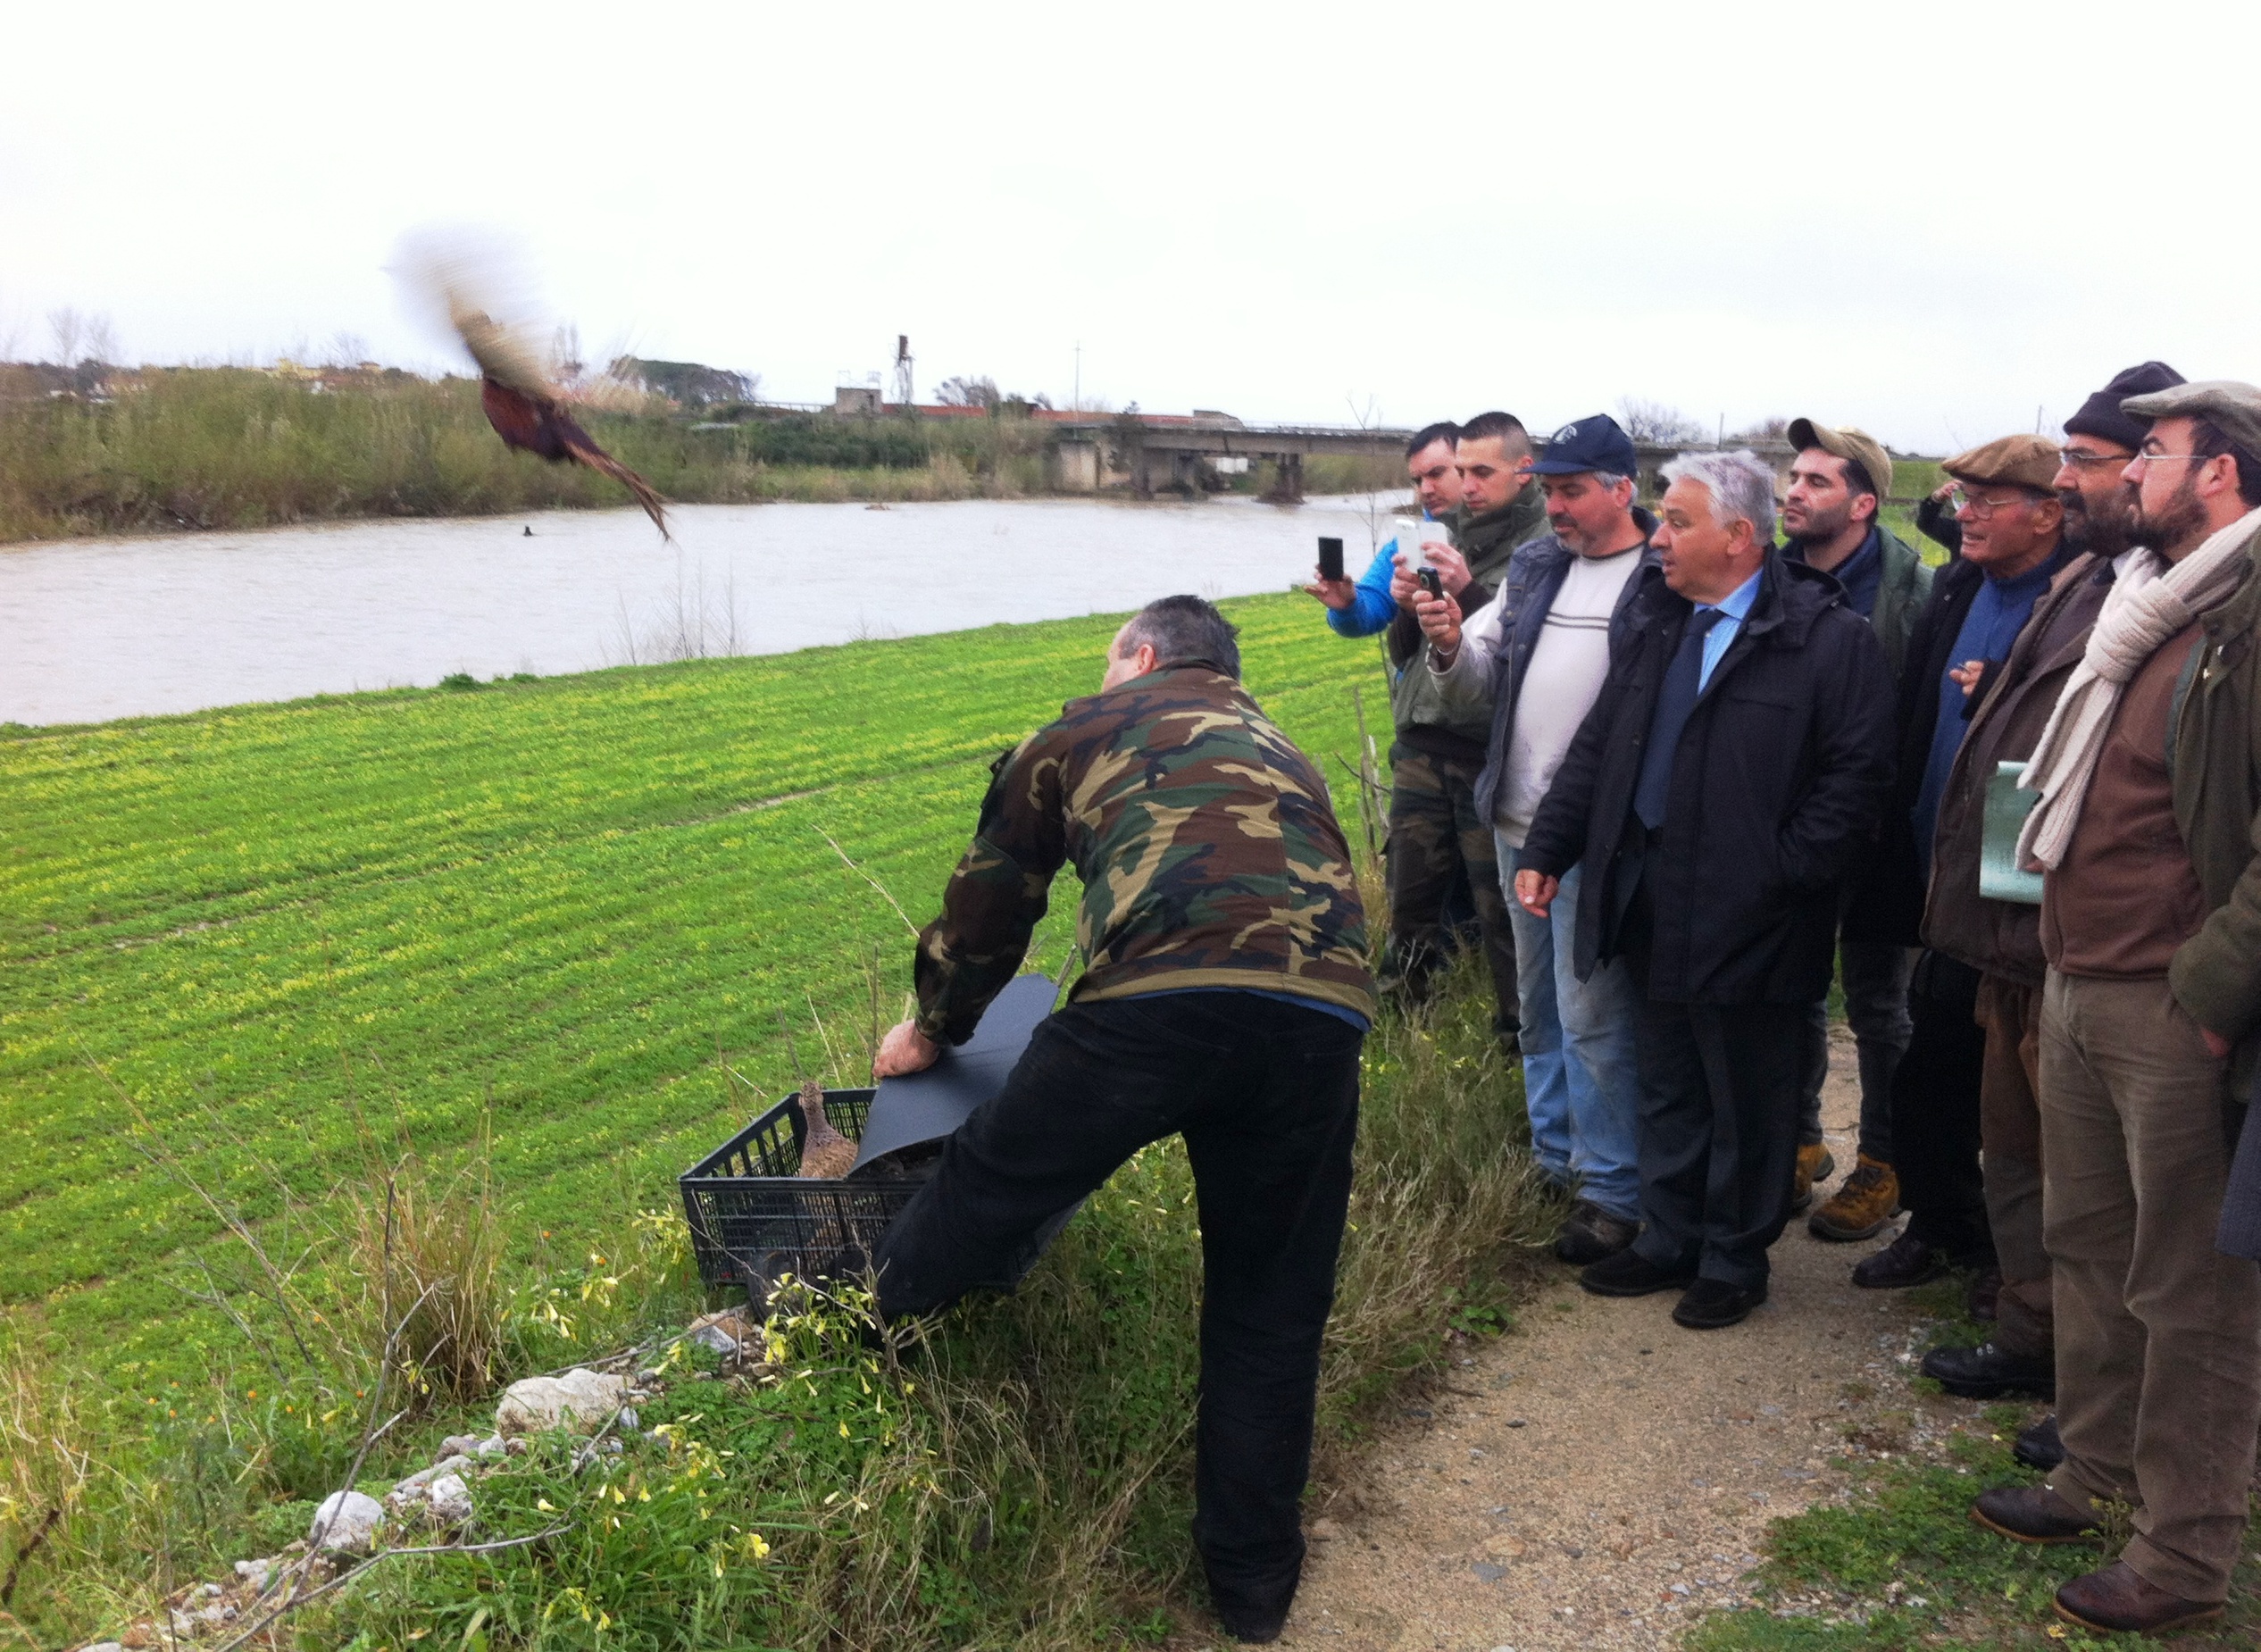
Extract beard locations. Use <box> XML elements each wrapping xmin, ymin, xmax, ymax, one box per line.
<box><xmin>2061</xmin><ymin>483</ymin><xmax>2140</xmax><ymax>559</ymax></box>
<box><xmin>1782</xmin><ymin>499</ymin><xmax>1851</xmax><ymax>548</ymax></box>
<box><xmin>2131</xmin><ymin>471</ymin><xmax>2207</xmax><ymax>554</ymax></box>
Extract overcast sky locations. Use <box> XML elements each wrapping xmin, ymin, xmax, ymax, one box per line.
<box><xmin>4</xmin><ymin>1</ymin><xmax>2257</xmax><ymax>455</ymax></box>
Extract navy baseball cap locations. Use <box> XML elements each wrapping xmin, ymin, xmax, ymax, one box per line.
<box><xmin>1531</xmin><ymin>413</ymin><xmax>1639</xmax><ymax>479</ymax></box>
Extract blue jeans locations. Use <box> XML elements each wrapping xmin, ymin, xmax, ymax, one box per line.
<box><xmin>1499</xmin><ymin>842</ymin><xmax>1644</xmax><ymax>1222</ymax></box>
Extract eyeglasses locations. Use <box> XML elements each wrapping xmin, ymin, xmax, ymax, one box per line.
<box><xmin>1949</xmin><ymin>488</ymin><xmax>2039</xmax><ymax>518</ymax></box>
<box><xmin>2130</xmin><ymin>451</ymin><xmax>2203</xmax><ymax>468</ymax></box>
<box><xmin>2057</xmin><ymin>449</ymin><xmax>2128</xmax><ymax>471</ymax></box>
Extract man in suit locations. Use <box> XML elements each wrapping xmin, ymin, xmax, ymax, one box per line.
<box><xmin>1513</xmin><ymin>450</ymin><xmax>1896</xmax><ymax>1329</ymax></box>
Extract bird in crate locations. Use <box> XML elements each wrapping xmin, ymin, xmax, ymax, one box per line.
<box><xmin>792</xmin><ymin>1079</ymin><xmax>858</xmax><ymax>1181</ymax></box>
<box><xmin>394</xmin><ymin>229</ymin><xmax>669</xmax><ymax>538</ymax></box>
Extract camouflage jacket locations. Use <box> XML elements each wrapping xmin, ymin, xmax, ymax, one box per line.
<box><xmin>914</xmin><ymin>665</ymin><xmax>1377</xmax><ymax>1043</ymax></box>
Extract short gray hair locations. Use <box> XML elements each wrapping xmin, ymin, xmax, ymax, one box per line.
<box><xmin>1661</xmin><ymin>450</ymin><xmax>1776</xmax><ymax>544</ymax></box>
<box><xmin>1117</xmin><ymin>594</ymin><xmax>1241</xmax><ymax>680</ymax></box>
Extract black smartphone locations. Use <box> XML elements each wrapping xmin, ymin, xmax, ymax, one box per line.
<box><xmin>1316</xmin><ymin>536</ymin><xmax>1344</xmax><ymax>582</ymax></box>
<box><xmin>1417</xmin><ymin>567</ymin><xmax>1442</xmax><ymax>599</ymax></box>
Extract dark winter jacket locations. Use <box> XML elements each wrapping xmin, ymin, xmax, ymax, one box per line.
<box><xmin>1921</xmin><ymin>554</ymin><xmax>2111</xmax><ymax>983</ymax></box>
<box><xmin>1516</xmin><ymin>553</ymin><xmax>1897</xmax><ymax>1005</ymax></box>
<box><xmin>1385</xmin><ymin>481</ymin><xmax>1548</xmax><ymax>759</ymax></box>
<box><xmin>1840</xmin><ymin>555</ymin><xmax>1987</xmax><ymax>944</ymax></box>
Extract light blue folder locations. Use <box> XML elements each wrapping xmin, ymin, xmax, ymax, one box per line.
<box><xmin>1979</xmin><ymin>760</ymin><xmax>2044</xmax><ymax>905</ymax></box>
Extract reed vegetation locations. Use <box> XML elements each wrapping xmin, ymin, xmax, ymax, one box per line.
<box><xmin>0</xmin><ymin>369</ymin><xmax>1057</xmax><ymax>542</ymax></box>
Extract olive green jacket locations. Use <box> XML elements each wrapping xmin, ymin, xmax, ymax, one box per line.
<box><xmin>2165</xmin><ymin>519</ymin><xmax>2261</xmax><ymax>1100</ymax></box>
<box><xmin>1385</xmin><ymin>480</ymin><xmax>1549</xmax><ymax>752</ymax></box>
<box><xmin>1868</xmin><ymin>526</ymin><xmax>1933</xmax><ymax>684</ymax></box>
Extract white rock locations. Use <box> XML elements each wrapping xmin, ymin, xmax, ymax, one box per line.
<box><xmin>440</xmin><ymin>1432</ymin><xmax>484</xmax><ymax>1457</ymax></box>
<box><xmin>310</xmin><ymin>1489</ymin><xmax>385</xmax><ymax>1553</ymax></box>
<box><xmin>80</xmin><ymin>1641</ymin><xmax>125</xmax><ymax>1652</ymax></box>
<box><xmin>387</xmin><ymin>1454</ymin><xmax>473</xmax><ymax>1509</ymax></box>
<box><xmin>425</xmin><ymin>1473</ymin><xmax>473</xmax><ymax>1526</ymax></box>
<box><xmin>617</xmin><ymin>1406</ymin><xmax>639</xmax><ymax>1431</ymax></box>
<box><xmin>475</xmin><ymin>1434</ymin><xmax>508</xmax><ymax>1460</ymax></box>
<box><xmin>495</xmin><ymin>1369</ymin><xmax>626</xmax><ymax>1438</ymax></box>
<box><xmin>688</xmin><ymin>1323</ymin><xmax>738</xmax><ymax>1356</ymax></box>
<box><xmin>233</xmin><ymin>1556</ymin><xmax>276</xmax><ymax>1592</ymax></box>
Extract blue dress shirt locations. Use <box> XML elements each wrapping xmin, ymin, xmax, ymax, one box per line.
<box><xmin>1696</xmin><ymin>571</ymin><xmax>1764</xmax><ymax>692</ymax></box>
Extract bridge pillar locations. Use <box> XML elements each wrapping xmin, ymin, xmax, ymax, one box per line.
<box><xmin>1264</xmin><ymin>451</ymin><xmax>1305</xmax><ymax>503</ymax></box>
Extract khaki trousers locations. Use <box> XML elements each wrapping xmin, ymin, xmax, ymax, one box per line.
<box><xmin>2040</xmin><ymin>971</ymin><xmax>2261</xmax><ymax>1603</ymax></box>
<box><xmin>1974</xmin><ymin>976</ymin><xmax>2052</xmax><ymax>1359</ymax></box>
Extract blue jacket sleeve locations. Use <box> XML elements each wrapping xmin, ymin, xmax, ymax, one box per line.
<box><xmin>1328</xmin><ymin>540</ymin><xmax>1402</xmax><ymax>638</ymax></box>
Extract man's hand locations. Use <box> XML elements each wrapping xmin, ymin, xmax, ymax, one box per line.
<box><xmin>1414</xmin><ymin>587</ymin><xmax>1462</xmax><ymax>659</ymax></box>
<box><xmin>1948</xmin><ymin>660</ymin><xmax>1985</xmax><ymax>697</ymax></box>
<box><xmin>1425</xmin><ymin>544</ymin><xmax>1473</xmax><ymax>597</ymax></box>
<box><xmin>1303</xmin><ymin>573</ymin><xmax>1357</xmax><ymax>611</ymax></box>
<box><xmin>873</xmin><ymin>1019</ymin><xmax>941</xmax><ymax>1079</ymax></box>
<box><xmin>1514</xmin><ymin>869</ymin><xmax>1559</xmax><ymax>917</ymax></box>
<box><xmin>2201</xmin><ymin>1024</ymin><xmax>2233</xmax><ymax>1060</ymax></box>
<box><xmin>1388</xmin><ymin>552</ymin><xmax>1422</xmax><ymax>613</ymax></box>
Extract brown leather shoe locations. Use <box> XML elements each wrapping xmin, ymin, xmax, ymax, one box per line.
<box><xmin>1808</xmin><ymin>1154</ymin><xmax>1899</xmax><ymax>1240</ymax></box>
<box><xmin>1790</xmin><ymin>1142</ymin><xmax>1836</xmax><ymax>1213</ymax></box>
<box><xmin>2053</xmin><ymin>1562</ymin><xmax>2223</xmax><ymax>1636</ymax></box>
<box><xmin>1969</xmin><ymin>1483</ymin><xmax>2098</xmax><ymax>1545</ymax></box>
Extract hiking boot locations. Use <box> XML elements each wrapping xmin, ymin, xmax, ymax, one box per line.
<box><xmin>1969</xmin><ymin>1484</ymin><xmax>2098</xmax><ymax>1545</ymax></box>
<box><xmin>2054</xmin><ymin>1562</ymin><xmax>2223</xmax><ymax>1637</ymax></box>
<box><xmin>1852</xmin><ymin>1231</ymin><xmax>1946</xmax><ymax>1290</ymax></box>
<box><xmin>1920</xmin><ymin>1341</ymin><xmax>2055</xmax><ymax>1400</ymax></box>
<box><xmin>1807</xmin><ymin>1155</ymin><xmax>1899</xmax><ymax>1240</ymax></box>
<box><xmin>1790</xmin><ymin>1142</ymin><xmax>1837</xmax><ymax>1213</ymax></box>
<box><xmin>2014</xmin><ymin>1414</ymin><xmax>2065</xmax><ymax>1473</ymax></box>
<box><xmin>1580</xmin><ymin>1248</ymin><xmax>1698</xmax><ymax>1298</ymax></box>
<box><xmin>1673</xmin><ymin>1277</ymin><xmax>1766</xmax><ymax>1330</ymax></box>
<box><xmin>1554</xmin><ymin>1200</ymin><xmax>1639</xmax><ymax>1266</ymax></box>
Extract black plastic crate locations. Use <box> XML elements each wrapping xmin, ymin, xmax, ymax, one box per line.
<box><xmin>679</xmin><ymin>1087</ymin><xmax>928</xmax><ymax>1297</ymax></box>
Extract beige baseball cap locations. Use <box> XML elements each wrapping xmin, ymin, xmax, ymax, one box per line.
<box><xmin>1787</xmin><ymin>418</ymin><xmax>1894</xmax><ymax>504</ymax></box>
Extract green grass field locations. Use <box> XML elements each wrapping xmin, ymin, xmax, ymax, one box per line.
<box><xmin>3</xmin><ymin>589</ymin><xmax>1547</xmax><ymax>1648</ymax></box>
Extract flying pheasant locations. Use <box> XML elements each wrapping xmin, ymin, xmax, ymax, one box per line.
<box><xmin>447</xmin><ymin>297</ymin><xmax>670</xmax><ymax>538</ymax></box>
<box><xmin>794</xmin><ymin>1080</ymin><xmax>857</xmax><ymax>1181</ymax></box>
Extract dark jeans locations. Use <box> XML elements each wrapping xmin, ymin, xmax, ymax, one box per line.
<box><xmin>1796</xmin><ymin>938</ymin><xmax>1917</xmax><ymax>1157</ymax></box>
<box><xmin>1622</xmin><ymin>844</ymin><xmax>1808</xmax><ymax>1291</ymax></box>
<box><xmin>1887</xmin><ymin>950</ymin><xmax>1992</xmax><ymax>1262</ymax></box>
<box><xmin>1384</xmin><ymin>741</ymin><xmax>1520</xmax><ymax>1043</ymax></box>
<box><xmin>873</xmin><ymin>991</ymin><xmax>1364</xmax><ymax>1627</ymax></box>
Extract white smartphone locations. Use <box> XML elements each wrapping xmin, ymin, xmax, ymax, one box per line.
<box><xmin>1394</xmin><ymin>517</ymin><xmax>1426</xmax><ymax>571</ymax></box>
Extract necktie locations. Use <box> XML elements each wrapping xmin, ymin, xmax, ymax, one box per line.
<box><xmin>1633</xmin><ymin>608</ymin><xmax>1723</xmax><ymax>830</ymax></box>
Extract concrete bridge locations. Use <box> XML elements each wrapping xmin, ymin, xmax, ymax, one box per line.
<box><xmin>1039</xmin><ymin>415</ymin><xmax>1414</xmax><ymax>500</ymax></box>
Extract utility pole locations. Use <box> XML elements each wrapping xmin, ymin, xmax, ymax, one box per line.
<box><xmin>892</xmin><ymin>335</ymin><xmax>914</xmax><ymax>409</ymax></box>
<box><xmin>1073</xmin><ymin>341</ymin><xmax>1081</xmax><ymax>414</ymax></box>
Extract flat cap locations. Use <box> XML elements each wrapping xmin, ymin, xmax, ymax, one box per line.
<box><xmin>1945</xmin><ymin>432</ymin><xmax>2063</xmax><ymax>493</ymax></box>
<box><xmin>2065</xmin><ymin>361</ymin><xmax>2183</xmax><ymax>452</ymax></box>
<box><xmin>1787</xmin><ymin>418</ymin><xmax>1893</xmax><ymax>503</ymax></box>
<box><xmin>2121</xmin><ymin>379</ymin><xmax>2261</xmax><ymax>460</ymax></box>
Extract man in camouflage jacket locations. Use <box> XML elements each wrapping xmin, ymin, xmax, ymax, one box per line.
<box><xmin>872</xmin><ymin>595</ymin><xmax>1374</xmax><ymax>1644</ymax></box>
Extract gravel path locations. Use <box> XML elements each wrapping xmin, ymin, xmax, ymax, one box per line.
<box><xmin>1280</xmin><ymin>1025</ymin><xmax>1949</xmax><ymax>1651</ymax></box>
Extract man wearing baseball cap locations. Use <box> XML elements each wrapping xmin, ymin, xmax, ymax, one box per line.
<box><xmin>1845</xmin><ymin>436</ymin><xmax>2069</xmax><ymax>1345</ymax></box>
<box><xmin>1780</xmin><ymin>420</ymin><xmax>1931</xmax><ymax>1240</ymax></box>
<box><xmin>1965</xmin><ymin>380</ymin><xmax>2261</xmax><ymax>1636</ymax></box>
<box><xmin>1414</xmin><ymin>414</ymin><xmax>1656</xmax><ymax>1265</ymax></box>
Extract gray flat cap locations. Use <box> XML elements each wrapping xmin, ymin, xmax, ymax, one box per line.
<box><xmin>2121</xmin><ymin>379</ymin><xmax>2261</xmax><ymax>457</ymax></box>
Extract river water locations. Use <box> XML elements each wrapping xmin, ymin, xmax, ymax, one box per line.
<box><xmin>0</xmin><ymin>495</ymin><xmax>1401</xmax><ymax>726</ymax></box>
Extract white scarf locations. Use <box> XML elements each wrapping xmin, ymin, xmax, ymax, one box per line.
<box><xmin>2015</xmin><ymin>505</ymin><xmax>2261</xmax><ymax>871</ymax></box>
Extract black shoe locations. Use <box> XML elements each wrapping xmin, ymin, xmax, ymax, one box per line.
<box><xmin>1970</xmin><ymin>1483</ymin><xmax>2098</xmax><ymax>1545</ymax></box>
<box><xmin>1580</xmin><ymin>1248</ymin><xmax>1698</xmax><ymax>1297</ymax></box>
<box><xmin>1673</xmin><ymin>1277</ymin><xmax>1766</xmax><ymax>1330</ymax></box>
<box><xmin>2014</xmin><ymin>1414</ymin><xmax>2065</xmax><ymax>1473</ymax></box>
<box><xmin>1852</xmin><ymin>1231</ymin><xmax>1947</xmax><ymax>1289</ymax></box>
<box><xmin>1214</xmin><ymin>1606</ymin><xmax>1287</xmax><ymax>1645</ymax></box>
<box><xmin>1553</xmin><ymin>1199</ymin><xmax>1639</xmax><ymax>1265</ymax></box>
<box><xmin>1920</xmin><ymin>1341</ymin><xmax>2056</xmax><ymax>1399</ymax></box>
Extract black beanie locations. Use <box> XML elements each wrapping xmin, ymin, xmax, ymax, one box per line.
<box><xmin>2064</xmin><ymin>361</ymin><xmax>2187</xmax><ymax>451</ymax></box>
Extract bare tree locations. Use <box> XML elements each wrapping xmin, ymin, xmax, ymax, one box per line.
<box><xmin>83</xmin><ymin>313</ymin><xmax>120</xmax><ymax>367</ymax></box>
<box><xmin>1731</xmin><ymin>414</ymin><xmax>1790</xmax><ymax>443</ymax></box>
<box><xmin>934</xmin><ymin>374</ymin><xmax>1001</xmax><ymax>409</ymax></box>
<box><xmin>1616</xmin><ymin>396</ymin><xmax>1708</xmax><ymax>446</ymax></box>
<box><xmin>324</xmin><ymin>331</ymin><xmax>371</xmax><ymax>369</ymax></box>
<box><xmin>46</xmin><ymin>306</ymin><xmax>83</xmax><ymax>367</ymax></box>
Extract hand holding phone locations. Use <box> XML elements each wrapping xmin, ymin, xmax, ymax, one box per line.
<box><xmin>1417</xmin><ymin>567</ymin><xmax>1442</xmax><ymax>599</ymax></box>
<box><xmin>1316</xmin><ymin>536</ymin><xmax>1344</xmax><ymax>582</ymax></box>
